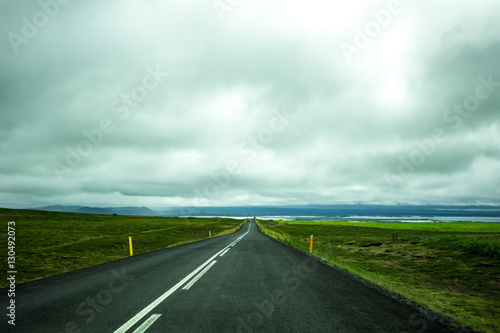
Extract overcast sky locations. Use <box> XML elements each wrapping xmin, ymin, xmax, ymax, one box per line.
<box><xmin>1</xmin><ymin>0</ymin><xmax>499</xmax><ymax>208</ymax></box>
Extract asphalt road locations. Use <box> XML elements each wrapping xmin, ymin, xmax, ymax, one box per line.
<box><xmin>1</xmin><ymin>219</ymin><xmax>457</xmax><ymax>332</ymax></box>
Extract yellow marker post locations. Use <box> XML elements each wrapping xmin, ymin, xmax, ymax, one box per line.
<box><xmin>273</xmin><ymin>232</ymin><xmax>275</xmax><ymax>238</ymax></box>
<box><xmin>226</xmin><ymin>230</ymin><xmax>228</xmax><ymax>235</ymax></box>
<box><xmin>129</xmin><ymin>236</ymin><xmax>133</xmax><ymax>256</ymax></box>
<box><xmin>309</xmin><ymin>235</ymin><xmax>313</xmax><ymax>253</ymax></box>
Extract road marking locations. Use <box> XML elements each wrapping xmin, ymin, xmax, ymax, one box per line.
<box><xmin>219</xmin><ymin>248</ymin><xmax>230</xmax><ymax>257</ymax></box>
<box><xmin>113</xmin><ymin>223</ymin><xmax>251</xmax><ymax>333</ymax></box>
<box><xmin>182</xmin><ymin>260</ymin><xmax>217</xmax><ymax>290</ymax></box>
<box><xmin>132</xmin><ymin>314</ymin><xmax>161</xmax><ymax>333</ymax></box>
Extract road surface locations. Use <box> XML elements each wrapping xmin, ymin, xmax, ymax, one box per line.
<box><xmin>1</xmin><ymin>219</ymin><xmax>457</xmax><ymax>332</ymax></box>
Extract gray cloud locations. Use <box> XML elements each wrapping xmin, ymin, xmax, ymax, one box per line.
<box><xmin>1</xmin><ymin>0</ymin><xmax>499</xmax><ymax>208</ymax></box>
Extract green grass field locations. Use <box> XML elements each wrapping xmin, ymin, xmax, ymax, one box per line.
<box><xmin>0</xmin><ymin>208</ymin><xmax>245</xmax><ymax>287</ymax></box>
<box><xmin>257</xmin><ymin>220</ymin><xmax>500</xmax><ymax>333</ymax></box>
<box><xmin>287</xmin><ymin>220</ymin><xmax>500</xmax><ymax>233</ymax></box>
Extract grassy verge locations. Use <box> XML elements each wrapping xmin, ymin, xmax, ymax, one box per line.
<box><xmin>0</xmin><ymin>208</ymin><xmax>245</xmax><ymax>287</ymax></box>
<box><xmin>257</xmin><ymin>219</ymin><xmax>500</xmax><ymax>333</ymax></box>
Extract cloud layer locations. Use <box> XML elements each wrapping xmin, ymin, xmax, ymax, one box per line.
<box><xmin>1</xmin><ymin>0</ymin><xmax>499</xmax><ymax>208</ymax></box>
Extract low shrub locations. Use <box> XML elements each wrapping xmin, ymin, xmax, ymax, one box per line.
<box><xmin>431</xmin><ymin>236</ymin><xmax>499</xmax><ymax>258</ymax></box>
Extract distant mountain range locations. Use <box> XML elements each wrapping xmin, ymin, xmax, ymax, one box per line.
<box><xmin>35</xmin><ymin>205</ymin><xmax>159</xmax><ymax>216</ymax></box>
<box><xmin>33</xmin><ymin>204</ymin><xmax>500</xmax><ymax>218</ymax></box>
